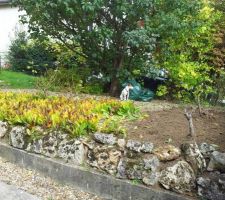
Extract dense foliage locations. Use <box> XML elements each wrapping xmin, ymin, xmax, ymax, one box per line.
<box><xmin>0</xmin><ymin>92</ymin><xmax>138</xmax><ymax>137</ymax></box>
<box><xmin>11</xmin><ymin>0</ymin><xmax>225</xmax><ymax>102</ymax></box>
<box><xmin>36</xmin><ymin>67</ymin><xmax>104</xmax><ymax>95</ymax></box>
<box><xmin>7</xmin><ymin>31</ymin><xmax>56</xmax><ymax>75</ymax></box>
<box><xmin>150</xmin><ymin>0</ymin><xmax>220</xmax><ymax>101</ymax></box>
<box><xmin>13</xmin><ymin>0</ymin><xmax>157</xmax><ymax>95</ymax></box>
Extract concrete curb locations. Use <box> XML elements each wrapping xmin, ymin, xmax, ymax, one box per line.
<box><xmin>0</xmin><ymin>142</ymin><xmax>191</xmax><ymax>200</ymax></box>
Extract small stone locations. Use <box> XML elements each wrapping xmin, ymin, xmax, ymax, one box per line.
<box><xmin>126</xmin><ymin>140</ymin><xmax>142</xmax><ymax>152</ymax></box>
<box><xmin>74</xmin><ymin>141</ymin><xmax>86</xmax><ymax>165</ymax></box>
<box><xmin>93</xmin><ymin>132</ymin><xmax>116</xmax><ymax>145</ymax></box>
<box><xmin>126</xmin><ymin>159</ymin><xmax>143</xmax><ymax>180</ymax></box>
<box><xmin>141</xmin><ymin>142</ymin><xmax>154</xmax><ymax>153</ymax></box>
<box><xmin>153</xmin><ymin>145</ymin><xmax>181</xmax><ymax>161</ymax></box>
<box><xmin>117</xmin><ymin>139</ymin><xmax>126</xmax><ymax>149</ymax></box>
<box><xmin>9</xmin><ymin>126</ymin><xmax>26</xmax><ymax>149</ymax></box>
<box><xmin>199</xmin><ymin>143</ymin><xmax>218</xmax><ymax>158</ymax></box>
<box><xmin>143</xmin><ymin>156</ymin><xmax>160</xmax><ymax>172</ymax></box>
<box><xmin>58</xmin><ymin>139</ymin><xmax>86</xmax><ymax>165</ymax></box>
<box><xmin>142</xmin><ymin>172</ymin><xmax>160</xmax><ymax>186</ymax></box>
<box><xmin>41</xmin><ymin>133</ymin><xmax>59</xmax><ymax>158</ymax></box>
<box><xmin>159</xmin><ymin>161</ymin><xmax>196</xmax><ymax>193</ymax></box>
<box><xmin>207</xmin><ymin>151</ymin><xmax>225</xmax><ymax>173</ymax></box>
<box><xmin>87</xmin><ymin>150</ymin><xmax>98</xmax><ymax>168</ymax></box>
<box><xmin>181</xmin><ymin>142</ymin><xmax>206</xmax><ymax>174</ymax></box>
<box><xmin>0</xmin><ymin>121</ymin><xmax>8</xmax><ymax>138</ymax></box>
<box><xmin>88</xmin><ymin>146</ymin><xmax>121</xmax><ymax>175</ymax></box>
<box><xmin>26</xmin><ymin>139</ymin><xmax>43</xmax><ymax>154</ymax></box>
<box><xmin>116</xmin><ymin>158</ymin><xmax>127</xmax><ymax>179</ymax></box>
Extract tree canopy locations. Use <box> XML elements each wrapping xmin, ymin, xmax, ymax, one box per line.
<box><xmin>13</xmin><ymin>0</ymin><xmax>158</xmax><ymax>95</ymax></box>
<box><xmin>12</xmin><ymin>0</ymin><xmax>223</xmax><ymax>99</ymax></box>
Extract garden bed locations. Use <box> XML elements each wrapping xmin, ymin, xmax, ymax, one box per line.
<box><xmin>126</xmin><ymin>107</ymin><xmax>225</xmax><ymax>150</ymax></box>
<box><xmin>0</xmin><ymin>92</ymin><xmax>224</xmax><ymax>200</ymax></box>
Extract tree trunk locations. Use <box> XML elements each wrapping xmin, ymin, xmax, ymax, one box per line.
<box><xmin>109</xmin><ymin>77</ymin><xmax>120</xmax><ymax>96</ymax></box>
<box><xmin>109</xmin><ymin>55</ymin><xmax>124</xmax><ymax>96</ymax></box>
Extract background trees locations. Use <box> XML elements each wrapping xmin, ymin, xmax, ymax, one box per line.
<box><xmin>13</xmin><ymin>0</ymin><xmax>157</xmax><ymax>95</ymax></box>
<box><xmin>7</xmin><ymin>30</ymin><xmax>56</xmax><ymax>75</ymax></box>
<box><xmin>11</xmin><ymin>0</ymin><xmax>225</xmax><ymax>102</ymax></box>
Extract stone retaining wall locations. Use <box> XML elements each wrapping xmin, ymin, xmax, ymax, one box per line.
<box><xmin>0</xmin><ymin>122</ymin><xmax>225</xmax><ymax>200</ymax></box>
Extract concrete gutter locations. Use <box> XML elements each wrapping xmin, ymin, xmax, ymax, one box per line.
<box><xmin>0</xmin><ymin>142</ymin><xmax>191</xmax><ymax>200</ymax></box>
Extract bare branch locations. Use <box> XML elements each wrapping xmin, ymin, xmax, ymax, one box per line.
<box><xmin>184</xmin><ymin>108</ymin><xmax>196</xmax><ymax>141</ymax></box>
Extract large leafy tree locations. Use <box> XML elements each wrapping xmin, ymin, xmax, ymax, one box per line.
<box><xmin>13</xmin><ymin>0</ymin><xmax>218</xmax><ymax>98</ymax></box>
<box><xmin>13</xmin><ymin>0</ymin><xmax>157</xmax><ymax>95</ymax></box>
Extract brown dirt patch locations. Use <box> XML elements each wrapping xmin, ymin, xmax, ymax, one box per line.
<box><xmin>126</xmin><ymin>107</ymin><xmax>225</xmax><ymax>151</ymax></box>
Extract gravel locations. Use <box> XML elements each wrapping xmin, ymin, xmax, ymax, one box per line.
<box><xmin>0</xmin><ymin>157</ymin><xmax>102</xmax><ymax>200</ymax></box>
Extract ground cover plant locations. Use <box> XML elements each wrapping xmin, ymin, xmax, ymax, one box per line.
<box><xmin>0</xmin><ymin>70</ymin><xmax>36</xmax><ymax>89</ymax></box>
<box><xmin>0</xmin><ymin>92</ymin><xmax>139</xmax><ymax>137</ymax></box>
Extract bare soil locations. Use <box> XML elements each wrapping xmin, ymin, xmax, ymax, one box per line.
<box><xmin>126</xmin><ymin>106</ymin><xmax>225</xmax><ymax>151</ymax></box>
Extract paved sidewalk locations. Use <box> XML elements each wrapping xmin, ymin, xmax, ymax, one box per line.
<box><xmin>0</xmin><ymin>181</ymin><xmax>40</xmax><ymax>200</ymax></box>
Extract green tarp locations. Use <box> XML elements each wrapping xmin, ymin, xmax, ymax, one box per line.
<box><xmin>122</xmin><ymin>80</ymin><xmax>154</xmax><ymax>102</ymax></box>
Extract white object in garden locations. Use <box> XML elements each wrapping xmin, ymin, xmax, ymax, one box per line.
<box><xmin>120</xmin><ymin>84</ymin><xmax>133</xmax><ymax>101</ymax></box>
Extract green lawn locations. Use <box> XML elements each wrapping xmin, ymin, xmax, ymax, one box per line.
<box><xmin>0</xmin><ymin>70</ymin><xmax>36</xmax><ymax>89</ymax></box>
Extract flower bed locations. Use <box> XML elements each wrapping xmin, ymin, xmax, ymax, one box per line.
<box><xmin>0</xmin><ymin>92</ymin><xmax>139</xmax><ymax>137</ymax></box>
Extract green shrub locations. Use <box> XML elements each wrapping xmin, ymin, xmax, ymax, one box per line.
<box><xmin>82</xmin><ymin>83</ymin><xmax>104</xmax><ymax>95</ymax></box>
<box><xmin>36</xmin><ymin>67</ymin><xmax>83</xmax><ymax>94</ymax></box>
<box><xmin>7</xmin><ymin>31</ymin><xmax>56</xmax><ymax>75</ymax></box>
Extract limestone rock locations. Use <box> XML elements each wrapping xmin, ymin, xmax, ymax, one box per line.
<box><xmin>116</xmin><ymin>158</ymin><xmax>127</xmax><ymax>179</ymax></box>
<box><xmin>9</xmin><ymin>126</ymin><xmax>26</xmax><ymax>149</ymax></box>
<box><xmin>0</xmin><ymin>121</ymin><xmax>8</xmax><ymax>138</ymax></box>
<box><xmin>207</xmin><ymin>151</ymin><xmax>225</xmax><ymax>173</ymax></box>
<box><xmin>41</xmin><ymin>132</ymin><xmax>59</xmax><ymax>158</ymax></box>
<box><xmin>93</xmin><ymin>133</ymin><xmax>116</xmax><ymax>145</ymax></box>
<box><xmin>159</xmin><ymin>161</ymin><xmax>196</xmax><ymax>193</ymax></box>
<box><xmin>199</xmin><ymin>143</ymin><xmax>217</xmax><ymax>158</ymax></box>
<box><xmin>143</xmin><ymin>172</ymin><xmax>160</xmax><ymax>186</ymax></box>
<box><xmin>143</xmin><ymin>156</ymin><xmax>160</xmax><ymax>172</ymax></box>
<box><xmin>58</xmin><ymin>139</ymin><xmax>86</xmax><ymax>165</ymax></box>
<box><xmin>181</xmin><ymin>143</ymin><xmax>206</xmax><ymax>174</ymax></box>
<box><xmin>26</xmin><ymin>139</ymin><xmax>43</xmax><ymax>154</ymax></box>
<box><xmin>73</xmin><ymin>141</ymin><xmax>86</xmax><ymax>165</ymax></box>
<box><xmin>197</xmin><ymin>173</ymin><xmax>225</xmax><ymax>200</ymax></box>
<box><xmin>87</xmin><ymin>146</ymin><xmax>121</xmax><ymax>175</ymax></box>
<box><xmin>153</xmin><ymin>145</ymin><xmax>181</xmax><ymax>161</ymax></box>
<box><xmin>141</xmin><ymin>142</ymin><xmax>154</xmax><ymax>153</ymax></box>
<box><xmin>126</xmin><ymin>140</ymin><xmax>142</xmax><ymax>152</ymax></box>
<box><xmin>87</xmin><ymin>150</ymin><xmax>98</xmax><ymax>168</ymax></box>
<box><xmin>126</xmin><ymin>159</ymin><xmax>143</xmax><ymax>180</ymax></box>
<box><xmin>117</xmin><ymin>139</ymin><xmax>126</xmax><ymax>149</ymax></box>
